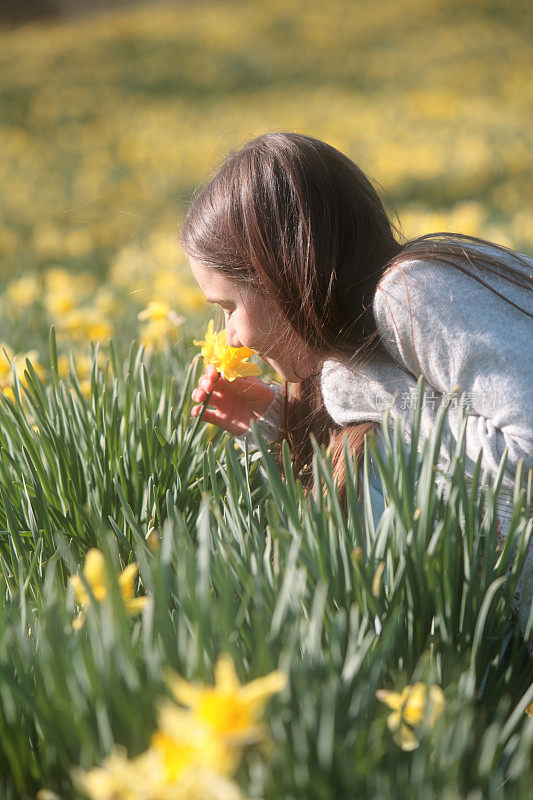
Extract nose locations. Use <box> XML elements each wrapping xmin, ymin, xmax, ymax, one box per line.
<box><xmin>224</xmin><ymin>317</ymin><xmax>241</xmax><ymax>349</ymax></box>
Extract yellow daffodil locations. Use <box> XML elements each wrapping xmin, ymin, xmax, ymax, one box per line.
<box><xmin>138</xmin><ymin>300</ymin><xmax>173</xmax><ymax>322</ymax></box>
<box><xmin>140</xmin><ymin>320</ymin><xmax>183</xmax><ymax>351</ymax></box>
<box><xmin>6</xmin><ymin>273</ymin><xmax>40</xmax><ymax>307</ymax></box>
<box><xmin>57</xmin><ymin>307</ymin><xmax>113</xmax><ymax>342</ymax></box>
<box><xmin>165</xmin><ymin>652</ymin><xmax>287</xmax><ymax>746</ymax></box>
<box><xmin>138</xmin><ymin>301</ymin><xmax>184</xmax><ymax>352</ymax></box>
<box><xmin>193</xmin><ymin>322</ymin><xmax>262</xmax><ymax>383</ymax></box>
<box><xmin>526</xmin><ymin>701</ymin><xmax>533</xmax><ymax>718</ymax></box>
<box><xmin>376</xmin><ymin>682</ymin><xmax>445</xmax><ymax>751</ymax></box>
<box><xmin>152</xmin><ymin>706</ymin><xmax>238</xmax><ymax>781</ymax></box>
<box><xmin>70</xmin><ymin>548</ymin><xmax>148</xmax><ymax>629</ymax></box>
<box><xmin>193</xmin><ymin>319</ymin><xmax>219</xmax><ymax>364</ymax></box>
<box><xmin>43</xmin><ymin>268</ymin><xmax>97</xmax><ymax>318</ymax></box>
<box><xmin>72</xmin><ymin>747</ymin><xmax>161</xmax><ymax>800</ymax></box>
<box><xmin>213</xmin><ymin>333</ymin><xmax>263</xmax><ymax>382</ymax></box>
<box><xmin>72</xmin><ymin>743</ymin><xmax>247</xmax><ymax>800</ymax></box>
<box><xmin>75</xmin><ymin>657</ymin><xmax>285</xmax><ymax>798</ymax></box>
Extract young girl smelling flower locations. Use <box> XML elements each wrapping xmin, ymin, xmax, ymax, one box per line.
<box><xmin>182</xmin><ymin>131</ymin><xmax>533</xmax><ymax>646</ymax></box>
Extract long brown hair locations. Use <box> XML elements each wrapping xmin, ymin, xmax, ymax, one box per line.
<box><xmin>180</xmin><ymin>131</ymin><xmax>533</xmax><ymax>501</ymax></box>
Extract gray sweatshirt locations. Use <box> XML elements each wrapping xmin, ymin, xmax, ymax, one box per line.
<box><xmin>254</xmin><ymin>244</ymin><xmax>533</xmax><ymax>489</ymax></box>
<box><xmin>246</xmin><ymin>241</ymin><xmax>533</xmax><ymax>645</ymax></box>
<box><xmin>320</xmin><ymin>243</ymin><xmax>533</xmax><ymax>491</ymax></box>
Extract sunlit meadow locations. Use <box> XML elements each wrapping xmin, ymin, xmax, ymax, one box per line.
<box><xmin>0</xmin><ymin>1</ymin><xmax>531</xmax><ymax>798</ymax></box>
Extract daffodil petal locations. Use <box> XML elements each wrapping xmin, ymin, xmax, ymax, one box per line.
<box><xmin>224</xmin><ymin>722</ymin><xmax>266</xmax><ymax>747</ymax></box>
<box><xmin>427</xmin><ymin>685</ymin><xmax>446</xmax><ymax>724</ymax></box>
<box><xmin>402</xmin><ymin>683</ymin><xmax>427</xmax><ymax>726</ymax></box>
<box><xmin>165</xmin><ymin>672</ymin><xmax>202</xmax><ymax>709</ymax></box>
<box><xmin>221</xmin><ymin>368</ymin><xmax>238</xmax><ymax>381</ymax></box>
<box><xmin>83</xmin><ymin>549</ymin><xmax>107</xmax><ymax>590</ymax></box>
<box><xmin>69</xmin><ymin>575</ymin><xmax>89</xmax><ymax>606</ymax></box>
<box><xmin>386</xmin><ymin>711</ymin><xmax>402</xmax><ymax>732</ymax></box>
<box><xmin>214</xmin><ymin>654</ymin><xmax>241</xmax><ymax>693</ymax></box>
<box><xmin>239</xmin><ymin>670</ymin><xmax>287</xmax><ymax>707</ymax></box>
<box><xmin>232</xmin><ymin>363</ymin><xmax>263</xmax><ymax>377</ymax></box>
<box><xmin>376</xmin><ymin>689</ymin><xmax>402</xmax><ymax>711</ymax></box>
<box><xmin>222</xmin><ymin>362</ymin><xmax>262</xmax><ymax>381</ymax></box>
<box><xmin>118</xmin><ymin>563</ymin><xmax>139</xmax><ymax>598</ymax></box>
<box><xmin>125</xmin><ymin>596</ymin><xmax>148</xmax><ymax>615</ymax></box>
<box><xmin>394</xmin><ymin>723</ymin><xmax>419</xmax><ymax>751</ymax></box>
<box><xmin>233</xmin><ymin>346</ymin><xmax>255</xmax><ymax>358</ymax></box>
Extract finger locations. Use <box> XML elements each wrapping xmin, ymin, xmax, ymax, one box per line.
<box><xmin>205</xmin><ymin>364</ymin><xmax>220</xmax><ymax>380</ymax></box>
<box><xmin>191</xmin><ymin>388</ymin><xmax>207</xmax><ymax>403</ymax></box>
<box><xmin>193</xmin><ymin>389</ymin><xmax>244</xmax><ymax>418</ymax></box>
<box><xmin>198</xmin><ymin>371</ymin><xmax>221</xmax><ymax>393</ymax></box>
<box><xmin>197</xmin><ymin>407</ymin><xmax>250</xmax><ymax>436</ymax></box>
<box><xmin>192</xmin><ymin>385</ymin><xmax>228</xmax><ymax>406</ymax></box>
<box><xmin>214</xmin><ymin>374</ymin><xmax>275</xmax><ymax>401</ymax></box>
<box><xmin>191</xmin><ymin>404</ymin><xmax>249</xmax><ymax>435</ymax></box>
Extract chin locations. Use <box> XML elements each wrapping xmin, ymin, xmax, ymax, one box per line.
<box><xmin>264</xmin><ymin>358</ymin><xmax>288</xmax><ymax>381</ymax></box>
<box><xmin>271</xmin><ymin>363</ymin><xmax>300</xmax><ymax>382</ymax></box>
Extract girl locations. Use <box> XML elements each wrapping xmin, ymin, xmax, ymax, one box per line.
<box><xmin>181</xmin><ymin>131</ymin><xmax>533</xmax><ymax>646</ymax></box>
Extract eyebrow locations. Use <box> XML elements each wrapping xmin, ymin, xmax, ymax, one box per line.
<box><xmin>205</xmin><ymin>297</ymin><xmax>232</xmax><ymax>305</ymax></box>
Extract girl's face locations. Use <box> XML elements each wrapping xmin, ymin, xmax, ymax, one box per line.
<box><xmin>188</xmin><ymin>257</ymin><xmax>322</xmax><ymax>382</ymax></box>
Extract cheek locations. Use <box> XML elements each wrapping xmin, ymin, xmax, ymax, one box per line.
<box><xmin>243</xmin><ymin>315</ymin><xmax>284</xmax><ymax>354</ymax></box>
<box><xmin>238</xmin><ymin>321</ymin><xmax>266</xmax><ymax>351</ymax></box>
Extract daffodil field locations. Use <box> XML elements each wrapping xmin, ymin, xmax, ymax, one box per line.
<box><xmin>0</xmin><ymin>1</ymin><xmax>532</xmax><ymax>798</ymax></box>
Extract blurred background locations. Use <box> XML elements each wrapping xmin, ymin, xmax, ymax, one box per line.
<box><xmin>0</xmin><ymin>0</ymin><xmax>531</xmax><ymax>380</ymax></box>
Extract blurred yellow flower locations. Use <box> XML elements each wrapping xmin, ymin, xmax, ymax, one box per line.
<box><xmin>0</xmin><ymin>343</ymin><xmax>15</xmax><ymax>381</ymax></box>
<box><xmin>94</xmin><ymin>286</ymin><xmax>120</xmax><ymax>316</ymax></box>
<box><xmin>6</xmin><ymin>273</ymin><xmax>40</xmax><ymax>307</ymax></box>
<box><xmin>138</xmin><ymin>300</ymin><xmax>175</xmax><ymax>322</ymax></box>
<box><xmin>171</xmin><ymin>284</ymin><xmax>207</xmax><ymax>314</ymax></box>
<box><xmin>72</xmin><ymin>653</ymin><xmax>284</xmax><ymax>798</ymax></box>
<box><xmin>193</xmin><ymin>322</ymin><xmax>262</xmax><ymax>383</ymax></box>
<box><xmin>70</xmin><ymin>548</ymin><xmax>148</xmax><ymax>629</ymax></box>
<box><xmin>73</xmin><ymin>747</ymin><xmax>160</xmax><ymax>800</ymax></box>
<box><xmin>152</xmin><ymin>706</ymin><xmax>238</xmax><ymax>781</ymax></box>
<box><xmin>57</xmin><ymin>307</ymin><xmax>113</xmax><ymax>342</ymax></box>
<box><xmin>56</xmin><ymin>351</ymin><xmax>107</xmax><ymax>397</ymax></box>
<box><xmin>73</xmin><ymin>744</ymin><xmax>247</xmax><ymax>800</ymax></box>
<box><xmin>376</xmin><ymin>682</ymin><xmax>445</xmax><ymax>751</ymax></box>
<box><xmin>0</xmin><ymin>385</ymin><xmax>15</xmax><ymax>403</ymax></box>
<box><xmin>138</xmin><ymin>301</ymin><xmax>184</xmax><ymax>352</ymax></box>
<box><xmin>166</xmin><ymin>652</ymin><xmax>287</xmax><ymax>746</ymax></box>
<box><xmin>43</xmin><ymin>267</ymin><xmax>97</xmax><ymax>317</ymax></box>
<box><xmin>0</xmin><ymin>346</ymin><xmax>45</xmax><ymax>403</ymax></box>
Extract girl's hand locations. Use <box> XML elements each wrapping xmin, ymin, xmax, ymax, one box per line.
<box><xmin>191</xmin><ymin>364</ymin><xmax>277</xmax><ymax>436</ymax></box>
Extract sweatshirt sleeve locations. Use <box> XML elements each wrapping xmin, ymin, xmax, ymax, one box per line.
<box><xmin>372</xmin><ymin>256</ymin><xmax>533</xmax><ymax>483</ymax></box>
